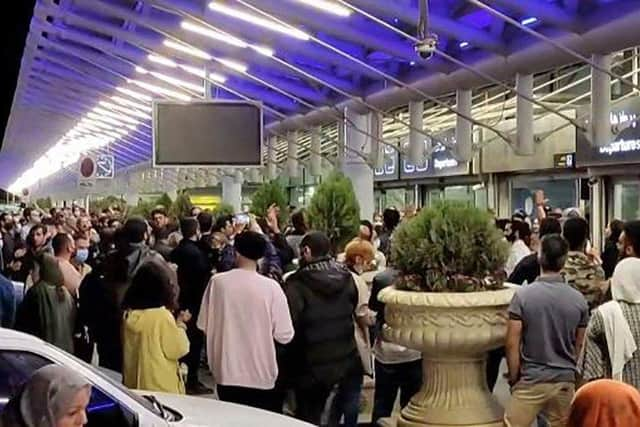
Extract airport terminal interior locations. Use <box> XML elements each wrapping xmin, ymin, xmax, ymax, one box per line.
<box><xmin>1</xmin><ymin>0</ymin><xmax>640</xmax><ymax>426</ymax></box>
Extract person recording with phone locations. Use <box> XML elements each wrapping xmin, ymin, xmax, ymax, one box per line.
<box><xmin>212</xmin><ymin>214</ymin><xmax>244</xmax><ymax>273</ymax></box>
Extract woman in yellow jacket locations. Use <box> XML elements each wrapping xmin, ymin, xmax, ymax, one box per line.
<box><xmin>122</xmin><ymin>260</ymin><xmax>190</xmax><ymax>394</ymax></box>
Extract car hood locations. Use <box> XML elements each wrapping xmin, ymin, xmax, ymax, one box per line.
<box><xmin>148</xmin><ymin>392</ymin><xmax>312</xmax><ymax>427</ymax></box>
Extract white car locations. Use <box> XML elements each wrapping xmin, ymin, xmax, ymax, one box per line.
<box><xmin>0</xmin><ymin>328</ymin><xmax>310</xmax><ymax>427</ymax></box>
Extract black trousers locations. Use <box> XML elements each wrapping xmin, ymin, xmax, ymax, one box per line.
<box><xmin>295</xmin><ymin>384</ymin><xmax>333</xmax><ymax>425</ymax></box>
<box><xmin>217</xmin><ymin>384</ymin><xmax>281</xmax><ymax>413</ymax></box>
<box><xmin>182</xmin><ymin>318</ymin><xmax>204</xmax><ymax>386</ymax></box>
<box><xmin>371</xmin><ymin>359</ymin><xmax>422</xmax><ymax>425</ymax></box>
<box><xmin>486</xmin><ymin>347</ymin><xmax>505</xmax><ymax>392</ymax></box>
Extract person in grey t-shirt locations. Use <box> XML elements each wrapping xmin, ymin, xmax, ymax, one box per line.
<box><xmin>504</xmin><ymin>234</ymin><xmax>589</xmax><ymax>427</ymax></box>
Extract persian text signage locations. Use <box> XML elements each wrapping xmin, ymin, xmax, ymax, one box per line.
<box><xmin>576</xmin><ymin>99</ymin><xmax>640</xmax><ymax>167</ymax></box>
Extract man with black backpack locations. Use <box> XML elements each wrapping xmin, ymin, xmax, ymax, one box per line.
<box><xmin>78</xmin><ymin>217</ymin><xmax>167</xmax><ymax>372</ymax></box>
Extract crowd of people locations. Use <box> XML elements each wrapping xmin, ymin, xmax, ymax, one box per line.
<box><xmin>2</xmin><ymin>199</ymin><xmax>640</xmax><ymax>427</ymax></box>
<box><xmin>0</xmin><ymin>202</ymin><xmax>407</xmax><ymax>427</ymax></box>
<box><xmin>493</xmin><ymin>204</ymin><xmax>640</xmax><ymax>427</ymax></box>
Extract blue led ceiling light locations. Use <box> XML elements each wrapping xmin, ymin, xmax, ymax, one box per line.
<box><xmin>459</xmin><ymin>41</ymin><xmax>470</xmax><ymax>49</ymax></box>
<box><xmin>521</xmin><ymin>17</ymin><xmax>538</xmax><ymax>26</ymax></box>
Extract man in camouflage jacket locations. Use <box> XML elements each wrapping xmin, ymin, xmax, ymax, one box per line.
<box><xmin>561</xmin><ymin>217</ymin><xmax>608</xmax><ymax>311</ymax></box>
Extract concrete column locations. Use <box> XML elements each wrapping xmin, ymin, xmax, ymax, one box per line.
<box><xmin>222</xmin><ymin>172</ymin><xmax>242</xmax><ymax>213</ymax></box>
<box><xmin>266</xmin><ymin>136</ymin><xmax>277</xmax><ymax>180</ymax></box>
<box><xmin>516</xmin><ymin>73</ymin><xmax>535</xmax><ymax>155</ymax></box>
<box><xmin>343</xmin><ymin>109</ymin><xmax>374</xmax><ymax>221</ymax></box>
<box><xmin>589</xmin><ymin>174</ymin><xmax>604</xmax><ymax>252</ymax></box>
<box><xmin>591</xmin><ymin>54</ymin><xmax>612</xmax><ymax>146</ymax></box>
<box><xmin>248</xmin><ymin>168</ymin><xmax>263</xmax><ymax>183</ymax></box>
<box><xmin>337</xmin><ymin>115</ymin><xmax>346</xmax><ymax>169</ymax></box>
<box><xmin>369</xmin><ymin>111</ymin><xmax>384</xmax><ymax>169</ymax></box>
<box><xmin>455</xmin><ymin>89</ymin><xmax>473</xmax><ymax>162</ymax></box>
<box><xmin>408</xmin><ymin>100</ymin><xmax>424</xmax><ymax>164</ymax></box>
<box><xmin>310</xmin><ymin>127</ymin><xmax>322</xmax><ymax>177</ymax></box>
<box><xmin>287</xmin><ymin>131</ymin><xmax>299</xmax><ymax>178</ymax></box>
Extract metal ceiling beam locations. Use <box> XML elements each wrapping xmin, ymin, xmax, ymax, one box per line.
<box><xmin>35</xmin><ymin>10</ymin><xmax>351</xmax><ymax>108</ymax></box>
<box><xmin>19</xmin><ymin>95</ymin><xmax>150</xmax><ymax>162</ymax></box>
<box><xmin>480</xmin><ymin>0</ymin><xmax>581</xmax><ymax>33</ymax></box>
<box><xmin>230</xmin><ymin>0</ymin><xmax>425</xmax><ymax>64</ymax></box>
<box><xmin>83</xmin><ymin>0</ymin><xmax>382</xmax><ymax>80</ymax></box>
<box><xmin>344</xmin><ymin>0</ymin><xmax>506</xmax><ymax>54</ymax></box>
<box><xmin>64</xmin><ymin>0</ymin><xmax>335</xmax><ymax>94</ymax></box>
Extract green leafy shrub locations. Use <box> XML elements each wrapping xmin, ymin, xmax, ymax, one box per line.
<box><xmin>250</xmin><ymin>181</ymin><xmax>288</xmax><ymax>224</ymax></box>
<box><xmin>307</xmin><ymin>171</ymin><xmax>360</xmax><ymax>254</ymax></box>
<box><xmin>92</xmin><ymin>195</ymin><xmax>127</xmax><ymax>214</ymax></box>
<box><xmin>128</xmin><ymin>199</ymin><xmax>154</xmax><ymax>219</ymax></box>
<box><xmin>170</xmin><ymin>190</ymin><xmax>193</xmax><ymax>219</ymax></box>
<box><xmin>35</xmin><ymin>197</ymin><xmax>52</xmax><ymax>210</ymax></box>
<box><xmin>212</xmin><ymin>203</ymin><xmax>235</xmax><ymax>220</ymax></box>
<box><xmin>391</xmin><ymin>201</ymin><xmax>509</xmax><ymax>292</ymax></box>
<box><xmin>154</xmin><ymin>193</ymin><xmax>173</xmax><ymax>212</ymax></box>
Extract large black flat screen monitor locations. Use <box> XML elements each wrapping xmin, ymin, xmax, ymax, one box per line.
<box><xmin>153</xmin><ymin>101</ymin><xmax>263</xmax><ymax>166</ymax></box>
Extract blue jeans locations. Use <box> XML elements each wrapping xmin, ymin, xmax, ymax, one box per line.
<box><xmin>372</xmin><ymin>359</ymin><xmax>422</xmax><ymax>425</ymax></box>
<box><xmin>328</xmin><ymin>372</ymin><xmax>363</xmax><ymax>427</ymax></box>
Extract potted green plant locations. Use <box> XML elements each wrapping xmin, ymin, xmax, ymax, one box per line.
<box><xmin>212</xmin><ymin>203</ymin><xmax>234</xmax><ymax>220</ymax></box>
<box><xmin>249</xmin><ymin>180</ymin><xmax>288</xmax><ymax>224</ymax></box>
<box><xmin>380</xmin><ymin>201</ymin><xmax>513</xmax><ymax>427</ymax></box>
<box><xmin>306</xmin><ymin>171</ymin><xmax>360</xmax><ymax>254</ymax></box>
<box><xmin>169</xmin><ymin>190</ymin><xmax>193</xmax><ymax>219</ymax></box>
<box><xmin>154</xmin><ymin>193</ymin><xmax>173</xmax><ymax>212</ymax></box>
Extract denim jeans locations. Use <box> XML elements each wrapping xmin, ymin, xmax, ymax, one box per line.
<box><xmin>328</xmin><ymin>372</ymin><xmax>363</xmax><ymax>427</ymax></box>
<box><xmin>371</xmin><ymin>359</ymin><xmax>422</xmax><ymax>425</ymax></box>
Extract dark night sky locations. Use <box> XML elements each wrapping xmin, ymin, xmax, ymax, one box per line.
<box><xmin>0</xmin><ymin>0</ymin><xmax>37</xmax><ymax>149</ymax></box>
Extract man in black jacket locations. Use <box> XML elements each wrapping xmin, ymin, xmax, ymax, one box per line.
<box><xmin>170</xmin><ymin>217</ymin><xmax>212</xmax><ymax>394</ymax></box>
<box><xmin>507</xmin><ymin>217</ymin><xmax>562</xmax><ymax>286</ymax></box>
<box><xmin>283</xmin><ymin>232</ymin><xmax>360</xmax><ymax>425</ymax></box>
<box><xmin>78</xmin><ymin>218</ymin><xmax>166</xmax><ymax>371</ymax></box>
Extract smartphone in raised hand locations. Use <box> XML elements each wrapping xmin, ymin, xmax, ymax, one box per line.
<box><xmin>234</xmin><ymin>213</ymin><xmax>251</xmax><ymax>226</ymax></box>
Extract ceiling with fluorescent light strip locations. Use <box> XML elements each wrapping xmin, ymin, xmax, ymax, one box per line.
<box><xmin>3</xmin><ymin>0</ymin><xmax>640</xmax><ymax>193</ymax></box>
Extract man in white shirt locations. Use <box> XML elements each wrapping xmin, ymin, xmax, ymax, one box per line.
<box><xmin>198</xmin><ymin>231</ymin><xmax>294</xmax><ymax>412</ymax></box>
<box><xmin>20</xmin><ymin>208</ymin><xmax>41</xmax><ymax>243</ymax></box>
<box><xmin>505</xmin><ymin>221</ymin><xmax>532</xmax><ymax>277</ymax></box>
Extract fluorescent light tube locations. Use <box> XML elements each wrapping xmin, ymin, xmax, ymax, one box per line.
<box><xmin>208</xmin><ymin>2</ymin><xmax>310</xmax><ymax>40</ymax></box>
<box><xmin>294</xmin><ymin>0</ymin><xmax>351</xmax><ymax>17</ymax></box>
<box><xmin>163</xmin><ymin>39</ymin><xmax>212</xmax><ymax>60</ymax></box>
<box><xmin>181</xmin><ymin>21</ymin><xmax>248</xmax><ymax>48</ymax></box>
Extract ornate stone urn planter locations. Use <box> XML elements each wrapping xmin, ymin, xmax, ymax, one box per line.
<box><xmin>379</xmin><ymin>286</ymin><xmax>515</xmax><ymax>427</ymax></box>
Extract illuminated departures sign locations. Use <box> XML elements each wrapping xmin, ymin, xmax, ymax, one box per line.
<box><xmin>374</xmin><ymin>131</ymin><xmax>470</xmax><ymax>181</ymax></box>
<box><xmin>576</xmin><ymin>99</ymin><xmax>640</xmax><ymax>167</ymax></box>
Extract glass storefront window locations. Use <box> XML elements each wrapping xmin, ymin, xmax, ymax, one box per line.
<box><xmin>444</xmin><ymin>186</ymin><xmax>472</xmax><ymax>205</ymax></box>
<box><xmin>423</xmin><ymin>185</ymin><xmax>486</xmax><ymax>209</ymax></box>
<box><xmin>384</xmin><ymin>189</ymin><xmax>407</xmax><ymax>210</ymax></box>
<box><xmin>511</xmin><ymin>177</ymin><xmax>578</xmax><ymax>217</ymax></box>
<box><xmin>614</xmin><ymin>182</ymin><xmax>640</xmax><ymax>221</ymax></box>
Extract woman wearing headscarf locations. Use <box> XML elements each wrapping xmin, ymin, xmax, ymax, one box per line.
<box><xmin>580</xmin><ymin>257</ymin><xmax>640</xmax><ymax>388</ymax></box>
<box><xmin>14</xmin><ymin>254</ymin><xmax>76</xmax><ymax>354</ymax></box>
<box><xmin>568</xmin><ymin>379</ymin><xmax>640</xmax><ymax>427</ymax></box>
<box><xmin>1</xmin><ymin>364</ymin><xmax>91</xmax><ymax>427</ymax></box>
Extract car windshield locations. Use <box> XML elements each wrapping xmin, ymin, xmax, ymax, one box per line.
<box><xmin>43</xmin><ymin>343</ymin><xmax>164</xmax><ymax>418</ymax></box>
